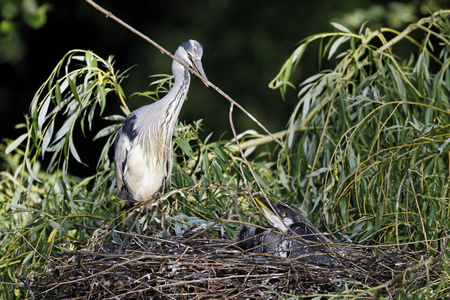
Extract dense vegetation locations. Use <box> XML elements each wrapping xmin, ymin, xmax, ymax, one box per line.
<box><xmin>1</xmin><ymin>10</ymin><xmax>450</xmax><ymax>299</ymax></box>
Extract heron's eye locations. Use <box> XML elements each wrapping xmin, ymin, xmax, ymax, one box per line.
<box><xmin>281</xmin><ymin>213</ymin><xmax>286</xmax><ymax>218</ymax></box>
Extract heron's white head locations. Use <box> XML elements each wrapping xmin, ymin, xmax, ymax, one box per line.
<box><xmin>175</xmin><ymin>40</ymin><xmax>209</xmax><ymax>86</ymax></box>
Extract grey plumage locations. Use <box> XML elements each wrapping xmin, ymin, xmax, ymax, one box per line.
<box><xmin>114</xmin><ymin>40</ymin><xmax>208</xmax><ymax>207</ymax></box>
<box><xmin>237</xmin><ymin>200</ymin><xmax>333</xmax><ymax>265</ymax></box>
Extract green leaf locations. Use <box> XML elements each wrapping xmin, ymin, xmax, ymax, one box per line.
<box><xmin>387</xmin><ymin>64</ymin><xmax>406</xmax><ymax>98</ymax></box>
<box><xmin>301</xmin><ymin>73</ymin><xmax>325</xmax><ymax>86</ymax></box>
<box><xmin>13</xmin><ymin>163</ymin><xmax>24</xmax><ymax>185</ymax></box>
<box><xmin>37</xmin><ymin>95</ymin><xmax>51</xmax><ymax>133</ymax></box>
<box><xmin>211</xmin><ymin>160</ymin><xmax>224</xmax><ymax>182</ymax></box>
<box><xmin>437</xmin><ymin>138</ymin><xmax>450</xmax><ymax>153</ymax></box>
<box><xmin>98</xmin><ymin>85</ymin><xmax>106</xmax><ymax>115</ymax></box>
<box><xmin>49</xmin><ymin>221</ymin><xmax>61</xmax><ymax>229</ymax></box>
<box><xmin>48</xmin><ymin>228</ymin><xmax>58</xmax><ymax>243</ymax></box>
<box><xmin>42</xmin><ymin>120</ymin><xmax>54</xmax><ymax>157</ymax></box>
<box><xmin>306</xmin><ymin>167</ymin><xmax>329</xmax><ymax>177</ymax></box>
<box><xmin>104</xmin><ymin>114</ymin><xmax>125</xmax><ymax>121</ymax></box>
<box><xmin>69</xmin><ymin>136</ymin><xmax>82</xmax><ymax>163</ymax></box>
<box><xmin>25</xmin><ymin>156</ymin><xmax>42</xmax><ymax>182</ymax></box>
<box><xmin>330</xmin><ymin>22</ymin><xmax>351</xmax><ymax>33</ymax></box>
<box><xmin>5</xmin><ymin>133</ymin><xmax>28</xmax><ymax>154</ymax></box>
<box><xmin>212</xmin><ymin>144</ymin><xmax>227</xmax><ymax>162</ymax></box>
<box><xmin>328</xmin><ymin>36</ymin><xmax>350</xmax><ymax>59</ymax></box>
<box><xmin>201</xmin><ymin>149</ymin><xmax>211</xmax><ymax>185</ymax></box>
<box><xmin>93</xmin><ymin>124</ymin><xmax>118</xmax><ymax>141</ymax></box>
<box><xmin>69</xmin><ymin>76</ymin><xmax>80</xmax><ymax>103</ymax></box>
<box><xmin>5</xmin><ymin>203</ymin><xmax>29</xmax><ymax>211</ymax></box>
<box><xmin>53</xmin><ymin>113</ymin><xmax>77</xmax><ymax>144</ymax></box>
<box><xmin>85</xmin><ymin>51</ymin><xmax>93</xmax><ymax>68</ymax></box>
<box><xmin>55</xmin><ymin>81</ymin><xmax>62</xmax><ymax>106</ymax></box>
<box><xmin>22</xmin><ymin>251</ymin><xmax>34</xmax><ymax>266</ymax></box>
<box><xmin>279</xmin><ymin>166</ymin><xmax>289</xmax><ymax>190</ymax></box>
<box><xmin>176</xmin><ymin>138</ymin><xmax>192</xmax><ymax>156</ymax></box>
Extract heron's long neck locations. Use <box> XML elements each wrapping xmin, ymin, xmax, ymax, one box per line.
<box><xmin>161</xmin><ymin>61</ymin><xmax>191</xmax><ymax>133</ymax></box>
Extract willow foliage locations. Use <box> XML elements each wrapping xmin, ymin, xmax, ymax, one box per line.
<box><xmin>0</xmin><ymin>46</ymin><xmax>263</xmax><ymax>298</ymax></box>
<box><xmin>270</xmin><ymin>11</ymin><xmax>450</xmax><ymax>250</ymax></box>
<box><xmin>1</xmin><ymin>10</ymin><xmax>450</xmax><ymax>299</ymax></box>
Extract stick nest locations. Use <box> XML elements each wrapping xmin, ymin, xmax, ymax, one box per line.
<box><xmin>29</xmin><ymin>227</ymin><xmax>441</xmax><ymax>299</ymax></box>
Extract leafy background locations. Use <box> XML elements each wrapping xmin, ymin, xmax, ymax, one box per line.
<box><xmin>1</xmin><ymin>0</ymin><xmax>450</xmax><ymax>299</ymax></box>
<box><xmin>1</xmin><ymin>0</ymin><xmax>445</xmax><ymax>178</ymax></box>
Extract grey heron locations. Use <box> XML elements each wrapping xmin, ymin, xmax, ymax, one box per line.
<box><xmin>114</xmin><ymin>40</ymin><xmax>208</xmax><ymax>250</ymax></box>
<box><xmin>237</xmin><ymin>198</ymin><xmax>333</xmax><ymax>265</ymax></box>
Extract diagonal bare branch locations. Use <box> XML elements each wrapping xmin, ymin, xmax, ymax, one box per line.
<box><xmin>85</xmin><ymin>0</ymin><xmax>284</xmax><ymax>148</ymax></box>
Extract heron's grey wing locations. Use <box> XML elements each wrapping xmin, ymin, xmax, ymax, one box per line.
<box><xmin>289</xmin><ymin>222</ymin><xmax>333</xmax><ymax>265</ymax></box>
<box><xmin>238</xmin><ymin>226</ymin><xmax>273</xmax><ymax>254</ymax></box>
<box><xmin>114</xmin><ymin>114</ymin><xmax>139</xmax><ymax>202</ymax></box>
<box><xmin>237</xmin><ymin>226</ymin><xmax>260</xmax><ymax>252</ymax></box>
<box><xmin>117</xmin><ymin>108</ymin><xmax>170</xmax><ymax>202</ymax></box>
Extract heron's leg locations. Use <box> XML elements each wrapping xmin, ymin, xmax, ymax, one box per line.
<box><xmin>156</xmin><ymin>200</ymin><xmax>168</xmax><ymax>238</ymax></box>
<box><xmin>117</xmin><ymin>209</ymin><xmax>141</xmax><ymax>254</ymax></box>
<box><xmin>161</xmin><ymin>212</ymin><xmax>167</xmax><ymax>238</ymax></box>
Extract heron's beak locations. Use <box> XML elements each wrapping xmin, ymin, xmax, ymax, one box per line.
<box><xmin>255</xmin><ymin>198</ymin><xmax>273</xmax><ymax>215</ymax></box>
<box><xmin>192</xmin><ymin>58</ymin><xmax>209</xmax><ymax>87</ymax></box>
<box><xmin>255</xmin><ymin>198</ymin><xmax>287</xmax><ymax>232</ymax></box>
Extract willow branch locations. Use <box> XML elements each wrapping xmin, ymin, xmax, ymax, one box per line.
<box><xmin>227</xmin><ymin>125</ymin><xmax>328</xmax><ymax>152</ymax></box>
<box><xmin>377</xmin><ymin>10</ymin><xmax>450</xmax><ymax>54</ymax></box>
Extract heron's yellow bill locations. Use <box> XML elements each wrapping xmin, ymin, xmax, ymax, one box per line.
<box><xmin>255</xmin><ymin>197</ymin><xmax>273</xmax><ymax>216</ymax></box>
<box><xmin>255</xmin><ymin>197</ymin><xmax>288</xmax><ymax>232</ymax></box>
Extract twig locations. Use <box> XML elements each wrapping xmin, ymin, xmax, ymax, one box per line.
<box><xmin>85</xmin><ymin>0</ymin><xmax>283</xmax><ymax>148</ymax></box>
<box><xmin>370</xmin><ymin>256</ymin><xmax>439</xmax><ymax>300</ymax></box>
<box><xmin>227</xmin><ymin>125</ymin><xmax>327</xmax><ymax>152</ymax></box>
<box><xmin>228</xmin><ymin>103</ymin><xmax>271</xmax><ymax>210</ymax></box>
<box><xmin>377</xmin><ymin>10</ymin><xmax>450</xmax><ymax>54</ymax></box>
<box><xmin>124</xmin><ymin>276</ymin><xmax>174</xmax><ymax>300</ymax></box>
<box><xmin>395</xmin><ymin>175</ymin><xmax>407</xmax><ymax>249</ymax></box>
<box><xmin>37</xmin><ymin>235</ymin><xmax>434</xmax><ymax>298</ymax></box>
<box><xmin>209</xmin><ymin>82</ymin><xmax>283</xmax><ymax>147</ymax></box>
<box><xmin>0</xmin><ymin>281</ymin><xmax>25</xmax><ymax>287</ymax></box>
<box><xmin>182</xmin><ymin>207</ymin><xmax>232</xmax><ymax>243</ymax></box>
<box><xmin>18</xmin><ymin>277</ymin><xmax>34</xmax><ymax>300</ymax></box>
<box><xmin>177</xmin><ymin>223</ymin><xmax>198</xmax><ymax>238</ymax></box>
<box><xmin>407</xmin><ymin>169</ymin><xmax>429</xmax><ymax>251</ymax></box>
<box><xmin>74</xmin><ymin>223</ymin><xmax>98</xmax><ymax>231</ymax></box>
<box><xmin>41</xmin><ymin>254</ymin><xmax>150</xmax><ymax>294</ymax></box>
<box><xmin>14</xmin><ymin>228</ymin><xmax>56</xmax><ymax>265</ymax></box>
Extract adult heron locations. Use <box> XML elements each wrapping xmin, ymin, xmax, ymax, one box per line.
<box><xmin>238</xmin><ymin>198</ymin><xmax>333</xmax><ymax>265</ymax></box>
<box><xmin>114</xmin><ymin>40</ymin><xmax>208</xmax><ymax>250</ymax></box>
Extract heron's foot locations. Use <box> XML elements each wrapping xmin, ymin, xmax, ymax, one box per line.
<box><xmin>116</xmin><ymin>233</ymin><xmax>130</xmax><ymax>254</ymax></box>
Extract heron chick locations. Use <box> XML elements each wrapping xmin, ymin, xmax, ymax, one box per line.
<box><xmin>114</xmin><ymin>40</ymin><xmax>207</xmax><ymax>250</ymax></box>
<box><xmin>238</xmin><ymin>199</ymin><xmax>333</xmax><ymax>265</ymax></box>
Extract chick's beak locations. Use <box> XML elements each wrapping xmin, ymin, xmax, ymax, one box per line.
<box><xmin>255</xmin><ymin>198</ymin><xmax>277</xmax><ymax>222</ymax></box>
<box><xmin>255</xmin><ymin>198</ymin><xmax>273</xmax><ymax>215</ymax></box>
<box><xmin>255</xmin><ymin>198</ymin><xmax>288</xmax><ymax>232</ymax></box>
